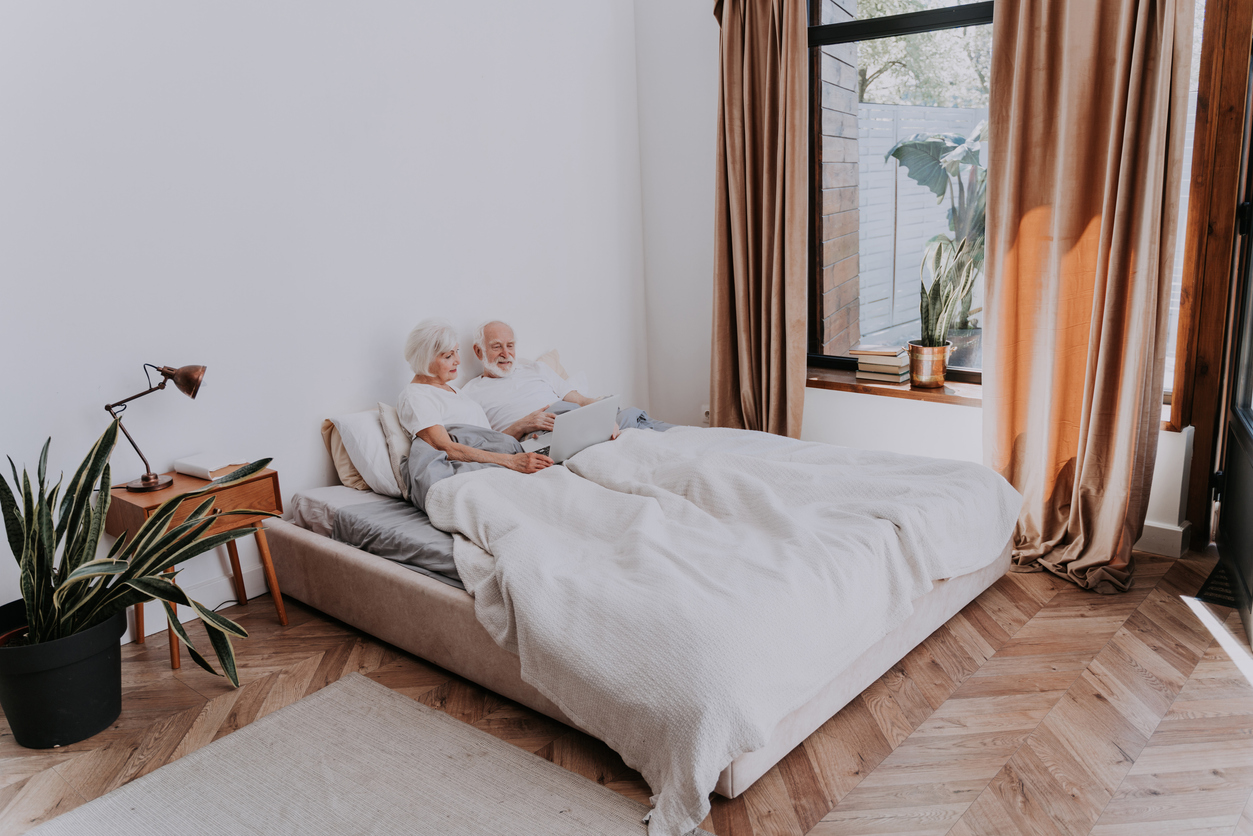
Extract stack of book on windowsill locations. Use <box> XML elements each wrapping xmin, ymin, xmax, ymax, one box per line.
<box><xmin>849</xmin><ymin>345</ymin><xmax>909</xmax><ymax>383</ymax></box>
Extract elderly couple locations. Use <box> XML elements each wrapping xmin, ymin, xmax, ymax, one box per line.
<box><xmin>398</xmin><ymin>319</ymin><xmax>666</xmax><ymax>474</ymax></box>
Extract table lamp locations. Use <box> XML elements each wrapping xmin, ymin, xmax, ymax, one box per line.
<box><xmin>104</xmin><ymin>364</ymin><xmax>206</xmax><ymax>492</ymax></box>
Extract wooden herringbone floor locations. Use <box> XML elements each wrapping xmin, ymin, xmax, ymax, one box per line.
<box><xmin>1</xmin><ymin>549</ymin><xmax>1251</xmax><ymax>835</ymax></box>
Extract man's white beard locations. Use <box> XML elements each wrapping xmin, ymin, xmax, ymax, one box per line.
<box><xmin>482</xmin><ymin>357</ymin><xmax>514</xmax><ymax>378</ymax></box>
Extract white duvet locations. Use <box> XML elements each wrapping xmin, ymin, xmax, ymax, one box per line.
<box><xmin>424</xmin><ymin>427</ymin><xmax>1021</xmax><ymax>835</ymax></box>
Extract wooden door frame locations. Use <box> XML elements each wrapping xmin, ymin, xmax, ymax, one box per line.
<box><xmin>1175</xmin><ymin>0</ymin><xmax>1253</xmax><ymax>543</ymax></box>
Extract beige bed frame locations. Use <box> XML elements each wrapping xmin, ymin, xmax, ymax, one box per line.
<box><xmin>266</xmin><ymin>518</ymin><xmax>1010</xmax><ymax>798</ymax></box>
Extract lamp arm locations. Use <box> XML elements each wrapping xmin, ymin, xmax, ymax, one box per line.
<box><xmin>109</xmin><ymin>415</ymin><xmax>156</xmax><ymax>478</ymax></box>
<box><xmin>103</xmin><ymin>382</ymin><xmax>165</xmax><ymax>413</ymax></box>
<box><xmin>104</xmin><ymin>386</ymin><xmax>165</xmax><ymax>479</ymax></box>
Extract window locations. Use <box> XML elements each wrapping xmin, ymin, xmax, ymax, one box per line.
<box><xmin>808</xmin><ymin>1</ymin><xmax>994</xmax><ymax>379</ymax></box>
<box><xmin>807</xmin><ymin>0</ymin><xmax>1206</xmax><ymax>400</ymax></box>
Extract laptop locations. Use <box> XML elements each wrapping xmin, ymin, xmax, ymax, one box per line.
<box><xmin>521</xmin><ymin>396</ymin><xmax>620</xmax><ymax>463</ymax></box>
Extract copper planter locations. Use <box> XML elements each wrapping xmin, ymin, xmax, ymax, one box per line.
<box><xmin>908</xmin><ymin>340</ymin><xmax>951</xmax><ymax>388</ymax></box>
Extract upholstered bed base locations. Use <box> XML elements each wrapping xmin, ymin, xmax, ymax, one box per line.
<box><xmin>265</xmin><ymin>518</ymin><xmax>1011</xmax><ymax>798</ymax></box>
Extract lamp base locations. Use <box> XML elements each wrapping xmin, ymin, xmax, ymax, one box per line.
<box><xmin>125</xmin><ymin>472</ymin><xmax>173</xmax><ymax>492</ymax></box>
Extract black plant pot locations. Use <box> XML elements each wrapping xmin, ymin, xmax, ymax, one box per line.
<box><xmin>0</xmin><ymin>599</ymin><xmax>126</xmax><ymax>748</ymax></box>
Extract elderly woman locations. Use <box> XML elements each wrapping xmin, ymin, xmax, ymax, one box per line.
<box><xmin>398</xmin><ymin>319</ymin><xmax>553</xmax><ymax>474</ymax></box>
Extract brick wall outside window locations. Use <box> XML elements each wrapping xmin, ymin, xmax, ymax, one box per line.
<box><xmin>815</xmin><ymin>0</ymin><xmax>860</xmax><ymax>356</ymax></box>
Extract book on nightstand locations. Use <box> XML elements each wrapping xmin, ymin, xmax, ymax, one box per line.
<box><xmin>173</xmin><ymin>453</ymin><xmax>248</xmax><ymax>481</ymax></box>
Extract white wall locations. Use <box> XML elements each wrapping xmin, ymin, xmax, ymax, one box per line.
<box><xmin>632</xmin><ymin>0</ymin><xmax>721</xmax><ymax>426</ymax></box>
<box><xmin>801</xmin><ymin>388</ymin><xmax>984</xmax><ymax>462</ymax></box>
<box><xmin>0</xmin><ymin>0</ymin><xmax>649</xmax><ymax>625</ymax></box>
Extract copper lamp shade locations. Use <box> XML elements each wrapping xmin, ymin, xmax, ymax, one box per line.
<box><xmin>161</xmin><ymin>365</ymin><xmax>205</xmax><ymax>400</ymax></box>
<box><xmin>104</xmin><ymin>363</ymin><xmax>208</xmax><ymax>492</ymax></box>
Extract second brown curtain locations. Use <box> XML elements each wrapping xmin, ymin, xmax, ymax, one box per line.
<box><xmin>984</xmin><ymin>0</ymin><xmax>1193</xmax><ymax>592</ymax></box>
<box><xmin>711</xmin><ymin>0</ymin><xmax>808</xmax><ymax>438</ymax></box>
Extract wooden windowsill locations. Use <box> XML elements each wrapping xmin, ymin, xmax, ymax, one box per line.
<box><xmin>805</xmin><ymin>367</ymin><xmax>1187</xmax><ymax>421</ymax></box>
<box><xmin>806</xmin><ymin>366</ymin><xmax>982</xmax><ymax>407</ymax></box>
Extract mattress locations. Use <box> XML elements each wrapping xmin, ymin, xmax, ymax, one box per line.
<box><xmin>289</xmin><ymin>485</ymin><xmax>389</xmax><ymax>536</ymax></box>
<box><xmin>288</xmin><ymin>486</ymin><xmax>462</xmax><ymax>589</ymax></box>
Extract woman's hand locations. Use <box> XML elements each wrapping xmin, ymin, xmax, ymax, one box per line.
<box><xmin>420</xmin><ymin>424</ymin><xmax>552</xmax><ymax>471</ymax></box>
<box><xmin>508</xmin><ymin>452</ymin><xmax>554</xmax><ymax>473</ymax></box>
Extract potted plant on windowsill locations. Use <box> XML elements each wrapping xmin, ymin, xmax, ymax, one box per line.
<box><xmin>0</xmin><ymin>419</ymin><xmax>272</xmax><ymax>748</ymax></box>
<box><xmin>910</xmin><ymin>236</ymin><xmax>981</xmax><ymax>387</ymax></box>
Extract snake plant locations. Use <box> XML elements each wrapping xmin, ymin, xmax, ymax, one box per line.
<box><xmin>918</xmin><ymin>235</ymin><xmax>982</xmax><ymax>348</ymax></box>
<box><xmin>0</xmin><ymin>420</ymin><xmax>273</xmax><ymax>686</ymax></box>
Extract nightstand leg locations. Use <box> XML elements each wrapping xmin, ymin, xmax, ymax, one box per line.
<box><xmin>134</xmin><ymin>603</ymin><xmax>145</xmax><ymax>643</ymax></box>
<box><xmin>226</xmin><ymin>540</ymin><xmax>248</xmax><ymax>605</ymax></box>
<box><xmin>254</xmin><ymin>523</ymin><xmax>287</xmax><ymax>626</ymax></box>
<box><xmin>166</xmin><ymin>568</ymin><xmax>180</xmax><ymax>670</ymax></box>
<box><xmin>168</xmin><ymin>620</ymin><xmax>180</xmax><ymax>669</ymax></box>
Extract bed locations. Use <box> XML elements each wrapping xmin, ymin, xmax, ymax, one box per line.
<box><xmin>268</xmin><ymin>422</ymin><xmax>1019</xmax><ymax>835</ymax></box>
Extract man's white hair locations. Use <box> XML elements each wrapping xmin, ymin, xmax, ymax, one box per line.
<box><xmin>473</xmin><ymin>320</ymin><xmax>513</xmax><ymax>353</ymax></box>
<box><xmin>404</xmin><ymin>319</ymin><xmax>459</xmax><ymax>376</ymax></box>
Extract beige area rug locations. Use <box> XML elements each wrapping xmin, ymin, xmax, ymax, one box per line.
<box><xmin>31</xmin><ymin>673</ymin><xmax>712</xmax><ymax>836</ymax></box>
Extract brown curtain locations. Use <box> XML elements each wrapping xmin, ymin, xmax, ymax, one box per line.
<box><xmin>710</xmin><ymin>0</ymin><xmax>808</xmax><ymax>438</ymax></box>
<box><xmin>984</xmin><ymin>0</ymin><xmax>1193</xmax><ymax>592</ymax></box>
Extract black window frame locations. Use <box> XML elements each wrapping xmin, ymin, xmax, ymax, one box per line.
<box><xmin>806</xmin><ymin>1</ymin><xmax>995</xmax><ymax>382</ymax></box>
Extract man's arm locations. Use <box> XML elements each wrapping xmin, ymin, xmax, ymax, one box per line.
<box><xmin>501</xmin><ymin>406</ymin><xmax>556</xmax><ymax>440</ymax></box>
<box><xmin>416</xmin><ymin>425</ymin><xmax>552</xmax><ymax>473</ymax></box>
<box><xmin>534</xmin><ymin>362</ymin><xmax>594</xmax><ymax>407</ymax></box>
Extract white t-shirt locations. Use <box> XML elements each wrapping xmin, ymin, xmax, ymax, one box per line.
<box><xmin>460</xmin><ymin>362</ymin><xmax>575</xmax><ymax>432</ymax></box>
<box><xmin>397</xmin><ymin>383</ymin><xmax>492</xmax><ymax>437</ymax></box>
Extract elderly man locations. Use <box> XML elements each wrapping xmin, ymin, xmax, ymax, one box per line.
<box><xmin>461</xmin><ymin>320</ymin><xmax>674</xmax><ymax>434</ymax></box>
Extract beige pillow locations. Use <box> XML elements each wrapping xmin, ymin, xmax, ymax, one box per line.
<box><xmin>377</xmin><ymin>402</ymin><xmax>412</xmax><ymax>501</ymax></box>
<box><xmin>320</xmin><ymin>419</ymin><xmax>370</xmax><ymax>491</ymax></box>
<box><xmin>534</xmin><ymin>348</ymin><xmax>569</xmax><ymax>379</ymax></box>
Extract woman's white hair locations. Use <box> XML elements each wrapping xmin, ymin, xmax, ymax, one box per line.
<box><xmin>404</xmin><ymin>319</ymin><xmax>459</xmax><ymax>376</ymax></box>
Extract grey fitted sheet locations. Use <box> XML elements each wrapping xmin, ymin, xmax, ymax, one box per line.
<box><xmin>288</xmin><ymin>486</ymin><xmax>461</xmax><ymax>589</ymax></box>
<box><xmin>331</xmin><ymin>499</ymin><xmax>462</xmax><ymax>589</ymax></box>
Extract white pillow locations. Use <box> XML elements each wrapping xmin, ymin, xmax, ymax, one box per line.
<box><xmin>377</xmin><ymin>402</ymin><xmax>412</xmax><ymax>501</ymax></box>
<box><xmin>531</xmin><ymin>348</ymin><xmax>589</xmax><ymax>396</ymax></box>
<box><xmin>533</xmin><ymin>348</ymin><xmax>569</xmax><ymax>379</ymax></box>
<box><xmin>329</xmin><ymin>410</ymin><xmax>401</xmax><ymax>498</ymax></box>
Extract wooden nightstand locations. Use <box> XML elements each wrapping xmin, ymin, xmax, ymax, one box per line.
<box><xmin>104</xmin><ymin>467</ymin><xmax>286</xmax><ymax>669</ymax></box>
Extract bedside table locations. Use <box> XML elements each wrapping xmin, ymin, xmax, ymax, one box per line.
<box><xmin>104</xmin><ymin>467</ymin><xmax>287</xmax><ymax>670</ymax></box>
